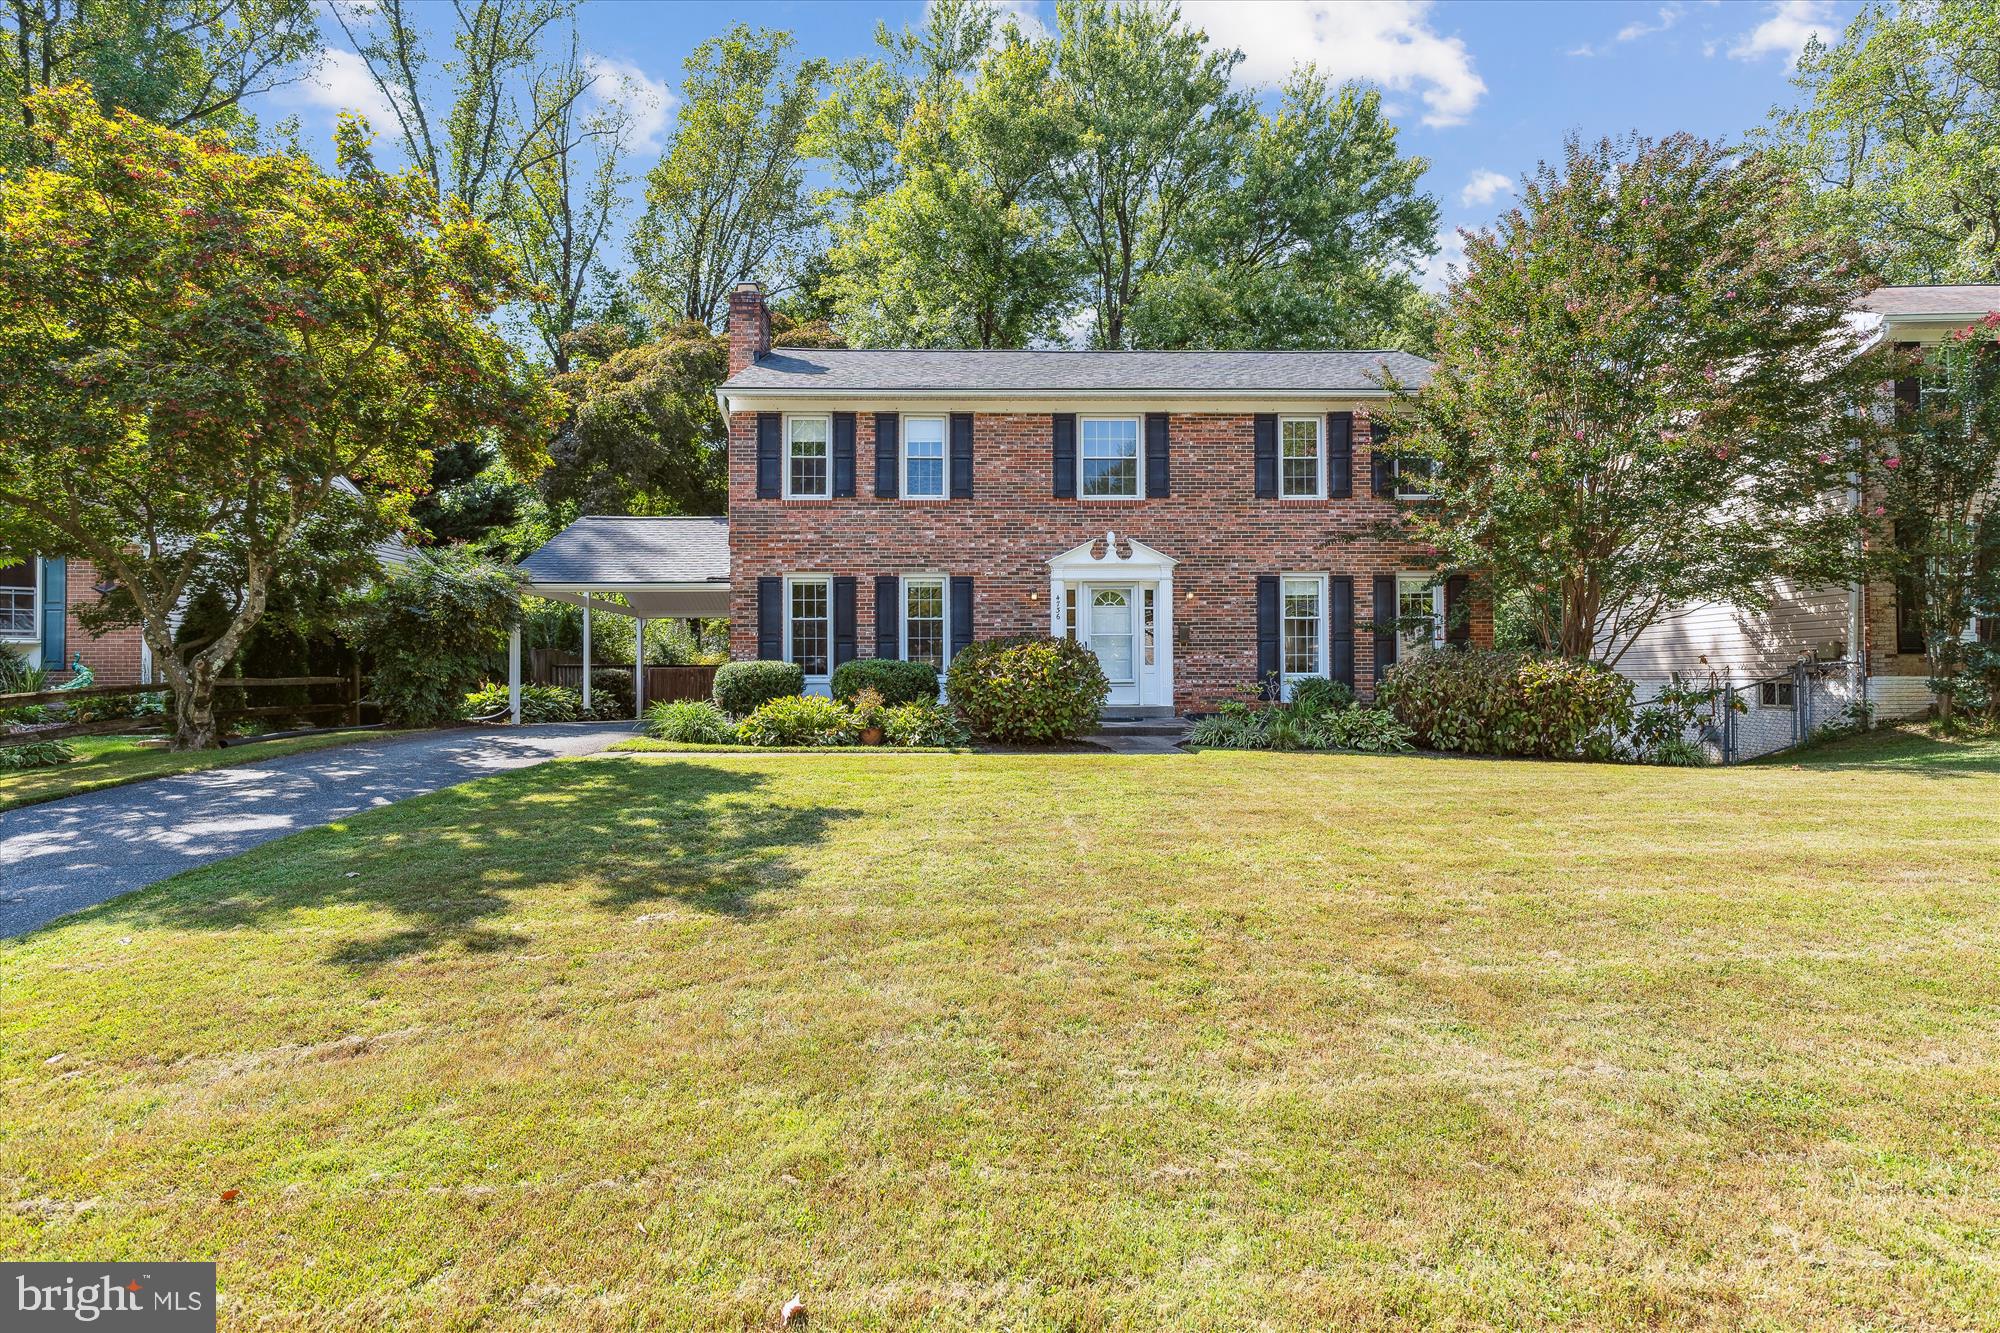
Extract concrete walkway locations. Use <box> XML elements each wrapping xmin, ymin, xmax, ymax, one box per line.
<box><xmin>0</xmin><ymin>723</ymin><xmax>636</xmax><ymax>937</ymax></box>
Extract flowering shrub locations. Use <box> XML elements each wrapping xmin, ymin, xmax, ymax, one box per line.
<box><xmin>945</xmin><ymin>636</ymin><xmax>1109</xmax><ymax>742</ymax></box>
<box><xmin>880</xmin><ymin>700</ymin><xmax>970</xmax><ymax>747</ymax></box>
<box><xmin>735</xmin><ymin>694</ymin><xmax>859</xmax><ymax>747</ymax></box>
<box><xmin>1378</xmin><ymin>649</ymin><xmax>1633</xmax><ymax>760</ymax></box>
<box><xmin>645</xmin><ymin>699</ymin><xmax>735</xmax><ymax>744</ymax></box>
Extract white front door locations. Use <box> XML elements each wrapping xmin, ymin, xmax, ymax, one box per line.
<box><xmin>1087</xmin><ymin>585</ymin><xmax>1137</xmax><ymax>704</ymax></box>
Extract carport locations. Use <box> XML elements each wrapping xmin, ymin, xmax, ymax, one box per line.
<box><xmin>510</xmin><ymin>516</ymin><xmax>730</xmax><ymax>724</ymax></box>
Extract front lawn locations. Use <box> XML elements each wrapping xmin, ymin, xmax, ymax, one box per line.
<box><xmin>4</xmin><ymin>731</ymin><xmax>1997</xmax><ymax>1328</ymax></box>
<box><xmin>0</xmin><ymin>729</ymin><xmax>392</xmax><ymax>812</ymax></box>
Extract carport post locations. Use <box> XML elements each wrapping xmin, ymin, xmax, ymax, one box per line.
<box><xmin>634</xmin><ymin>616</ymin><xmax>647</xmax><ymax>719</ymax></box>
<box><xmin>508</xmin><ymin>624</ymin><xmax>522</xmax><ymax>725</ymax></box>
<box><xmin>580</xmin><ymin>599</ymin><xmax>592</xmax><ymax>711</ymax></box>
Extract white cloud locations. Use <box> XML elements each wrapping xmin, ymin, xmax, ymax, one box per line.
<box><xmin>982</xmin><ymin>0</ymin><xmax>1049</xmax><ymax>41</ymax></box>
<box><xmin>585</xmin><ymin>54</ymin><xmax>675</xmax><ymax>152</ymax></box>
<box><xmin>1180</xmin><ymin>0</ymin><xmax>1486</xmax><ymax>128</ymax></box>
<box><xmin>1459</xmin><ymin>168</ymin><xmax>1512</xmax><ymax>207</ymax></box>
<box><xmin>1728</xmin><ymin>0</ymin><xmax>1837</xmax><ymax>62</ymax></box>
<box><xmin>298</xmin><ymin>47</ymin><xmax>399</xmax><ymax>127</ymax></box>
<box><xmin>1416</xmin><ymin>227</ymin><xmax>1469</xmax><ymax>294</ymax></box>
<box><xmin>1616</xmin><ymin>4</ymin><xmax>1684</xmax><ymax>43</ymax></box>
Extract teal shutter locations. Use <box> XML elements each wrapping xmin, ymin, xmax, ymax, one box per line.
<box><xmin>40</xmin><ymin>557</ymin><xmax>67</xmax><ymax>667</ymax></box>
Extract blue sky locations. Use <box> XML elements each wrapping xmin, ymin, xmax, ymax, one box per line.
<box><xmin>265</xmin><ymin>0</ymin><xmax>1852</xmax><ymax>290</ymax></box>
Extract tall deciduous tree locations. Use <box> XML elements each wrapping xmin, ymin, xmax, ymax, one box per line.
<box><xmin>0</xmin><ymin>86</ymin><xmax>556</xmax><ymax>748</ymax></box>
<box><xmin>1382</xmin><ymin>133</ymin><xmax>1891</xmax><ymax>664</ymax></box>
<box><xmin>1772</xmin><ymin>0</ymin><xmax>2000</xmax><ymax>282</ymax></box>
<box><xmin>630</xmin><ymin>25</ymin><xmax>824</xmax><ymax>330</ymax></box>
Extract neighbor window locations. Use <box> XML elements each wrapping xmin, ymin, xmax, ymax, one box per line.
<box><xmin>1280</xmin><ymin>417</ymin><xmax>1322</xmax><ymax>498</ymax></box>
<box><xmin>786</xmin><ymin>415</ymin><xmax>830</xmax><ymax>498</ymax></box>
<box><xmin>0</xmin><ymin>560</ymin><xmax>34</xmax><ymax>638</ymax></box>
<box><xmin>1080</xmin><ymin>417</ymin><xmax>1140</xmax><ymax>498</ymax></box>
<box><xmin>904</xmin><ymin>416</ymin><xmax>946</xmax><ymax>499</ymax></box>
<box><xmin>1397</xmin><ymin>573</ymin><xmax>1443</xmax><ymax>656</ymax></box>
<box><xmin>788</xmin><ymin>577</ymin><xmax>831</xmax><ymax>678</ymax></box>
<box><xmin>1282</xmin><ymin>576</ymin><xmax>1324</xmax><ymax>682</ymax></box>
<box><xmin>904</xmin><ymin>577</ymin><xmax>946</xmax><ymax>669</ymax></box>
<box><xmin>1759</xmin><ymin>680</ymin><xmax>1794</xmax><ymax>708</ymax></box>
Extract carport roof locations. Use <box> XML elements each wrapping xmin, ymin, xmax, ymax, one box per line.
<box><xmin>517</xmin><ymin>516</ymin><xmax>729</xmax><ymax>587</ymax></box>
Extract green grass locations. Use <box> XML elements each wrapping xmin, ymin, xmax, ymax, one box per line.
<box><xmin>4</xmin><ymin>728</ymin><xmax>1998</xmax><ymax>1328</ymax></box>
<box><xmin>0</xmin><ymin>729</ymin><xmax>392</xmax><ymax>812</ymax></box>
<box><xmin>612</xmin><ymin>737</ymin><xmax>959</xmax><ymax>754</ymax></box>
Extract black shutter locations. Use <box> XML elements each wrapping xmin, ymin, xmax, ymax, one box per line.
<box><xmin>1372</xmin><ymin>574</ymin><xmax>1398</xmax><ymax>682</ymax></box>
<box><xmin>950</xmin><ymin>412</ymin><xmax>974</xmax><ymax>499</ymax></box>
<box><xmin>1255</xmin><ymin>574</ymin><xmax>1280</xmax><ymax>697</ymax></box>
<box><xmin>833</xmin><ymin>576</ymin><xmax>858</xmax><ymax>667</ymax></box>
<box><xmin>757</xmin><ymin>576</ymin><xmax>783</xmax><ymax>659</ymax></box>
<box><xmin>874</xmin><ymin>412</ymin><xmax>899</xmax><ymax>499</ymax></box>
<box><xmin>1052</xmin><ymin>414</ymin><xmax>1077</xmax><ymax>498</ymax></box>
<box><xmin>874</xmin><ymin>575</ymin><xmax>900</xmax><ymax>660</ymax></box>
<box><xmin>1444</xmin><ymin>574</ymin><xmax>1471</xmax><ymax>646</ymax></box>
<box><xmin>950</xmin><ymin>576</ymin><xmax>973</xmax><ymax>657</ymax></box>
<box><xmin>755</xmin><ymin>413</ymin><xmax>781</xmax><ymax>498</ymax></box>
<box><xmin>1253</xmin><ymin>414</ymin><xmax>1277</xmax><ymax>498</ymax></box>
<box><xmin>1894</xmin><ymin>341</ymin><xmax>1920</xmax><ymax>418</ymax></box>
<box><xmin>832</xmin><ymin>412</ymin><xmax>857</xmax><ymax>497</ymax></box>
<box><xmin>1327</xmin><ymin>412</ymin><xmax>1353</xmax><ymax>498</ymax></box>
<box><xmin>1372</xmin><ymin>449</ymin><xmax>1395</xmax><ymax>498</ymax></box>
<box><xmin>1330</xmin><ymin>577</ymin><xmax>1355</xmax><ymax>687</ymax></box>
<box><xmin>1145</xmin><ymin>412</ymin><xmax>1170</xmax><ymax>498</ymax></box>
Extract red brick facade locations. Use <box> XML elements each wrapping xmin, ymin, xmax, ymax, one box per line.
<box><xmin>725</xmin><ymin>409</ymin><xmax>1490</xmax><ymax>711</ymax></box>
<box><xmin>1</xmin><ymin>556</ymin><xmax>148</xmax><ymax>684</ymax></box>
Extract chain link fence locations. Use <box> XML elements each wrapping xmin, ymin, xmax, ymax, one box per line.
<box><xmin>1629</xmin><ymin>661</ymin><xmax>1862</xmax><ymax>764</ymax></box>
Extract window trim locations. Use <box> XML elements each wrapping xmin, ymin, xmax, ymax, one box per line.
<box><xmin>899</xmin><ymin>573</ymin><xmax>951</xmax><ymax>671</ymax></box>
<box><xmin>1279</xmin><ymin>572</ymin><xmax>1330</xmax><ymax>696</ymax></box>
<box><xmin>782</xmin><ymin>413</ymin><xmax>832</xmax><ymax>501</ymax></box>
<box><xmin>1278</xmin><ymin>416</ymin><xmax>1324</xmax><ymax>500</ymax></box>
<box><xmin>1396</xmin><ymin>572</ymin><xmax>1445</xmax><ymax>655</ymax></box>
<box><xmin>1392</xmin><ymin>455</ymin><xmax>1437</xmax><ymax>502</ymax></box>
<box><xmin>782</xmin><ymin>573</ymin><xmax>834</xmax><ymax>683</ymax></box>
<box><xmin>900</xmin><ymin>415</ymin><xmax>949</xmax><ymax>501</ymax></box>
<box><xmin>0</xmin><ymin>555</ymin><xmax>40</xmax><ymax>643</ymax></box>
<box><xmin>1078</xmin><ymin>414</ymin><xmax>1143</xmax><ymax>501</ymax></box>
<box><xmin>1758</xmin><ymin>679</ymin><xmax>1795</xmax><ymax>708</ymax></box>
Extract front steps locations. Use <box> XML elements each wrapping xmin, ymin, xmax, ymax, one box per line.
<box><xmin>1086</xmin><ymin>714</ymin><xmax>1191</xmax><ymax>752</ymax></box>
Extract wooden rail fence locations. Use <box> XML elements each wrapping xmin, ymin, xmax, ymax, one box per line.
<box><xmin>0</xmin><ymin>667</ymin><xmax>364</xmax><ymax>746</ymax></box>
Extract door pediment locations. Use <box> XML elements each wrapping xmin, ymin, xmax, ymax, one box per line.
<box><xmin>1047</xmin><ymin>531</ymin><xmax>1177</xmax><ymax>580</ymax></box>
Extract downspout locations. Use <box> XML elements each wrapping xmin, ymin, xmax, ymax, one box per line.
<box><xmin>1848</xmin><ymin>465</ymin><xmax>1865</xmax><ymax>706</ymax></box>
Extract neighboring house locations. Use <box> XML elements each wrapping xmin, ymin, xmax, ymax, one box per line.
<box><xmin>0</xmin><ymin>555</ymin><xmax>150</xmax><ymax>684</ymax></box>
<box><xmin>709</xmin><ymin>282</ymin><xmax>1486</xmax><ymax>714</ymax></box>
<box><xmin>1617</xmin><ymin>284</ymin><xmax>2000</xmax><ymax>753</ymax></box>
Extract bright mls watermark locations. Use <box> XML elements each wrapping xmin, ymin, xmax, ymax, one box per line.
<box><xmin>5</xmin><ymin>1264</ymin><xmax>215</xmax><ymax>1330</ymax></box>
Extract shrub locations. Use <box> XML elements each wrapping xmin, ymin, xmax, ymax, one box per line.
<box><xmin>645</xmin><ymin>698</ymin><xmax>735</xmax><ymax>744</ymax></box>
<box><xmin>461</xmin><ymin>682</ymin><xmax>583</xmax><ymax>723</ymax></box>
<box><xmin>1188</xmin><ymin>713</ymin><xmax>1266</xmax><ymax>749</ymax></box>
<box><xmin>1629</xmin><ymin>672</ymin><xmax>1724</xmax><ymax>759</ymax></box>
<box><xmin>1303</xmin><ymin>706</ymin><xmax>1416</xmax><ymax>753</ymax></box>
<box><xmin>1378</xmin><ymin>649</ymin><xmax>1633</xmax><ymax>760</ymax></box>
<box><xmin>713</xmin><ymin>660</ymin><xmax>804</xmax><ymax>716</ymax></box>
<box><xmin>946</xmin><ymin>635</ymin><xmax>1109</xmax><ymax>742</ymax></box>
<box><xmin>357</xmin><ymin>548</ymin><xmax>525</xmax><ymax>727</ymax></box>
<box><xmin>0</xmin><ymin>738</ymin><xmax>78</xmax><ymax>769</ymax></box>
<box><xmin>831</xmin><ymin>657</ymin><xmax>940</xmax><ymax>706</ymax></box>
<box><xmin>735</xmin><ymin>694</ymin><xmax>859</xmax><ymax>747</ymax></box>
<box><xmin>584</xmin><ymin>668</ymin><xmax>634</xmax><ymax>718</ymax></box>
<box><xmin>1649</xmin><ymin>736</ymin><xmax>1710</xmax><ymax>767</ymax></box>
<box><xmin>879</xmin><ymin>699</ymin><xmax>969</xmax><ymax>747</ymax></box>
<box><xmin>1289</xmin><ymin>676</ymin><xmax>1355</xmax><ymax>716</ymax></box>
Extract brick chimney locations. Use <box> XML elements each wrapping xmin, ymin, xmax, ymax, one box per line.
<box><xmin>727</xmin><ymin>280</ymin><xmax>770</xmax><ymax>375</ymax></box>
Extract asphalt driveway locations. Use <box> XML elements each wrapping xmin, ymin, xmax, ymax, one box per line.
<box><xmin>0</xmin><ymin>723</ymin><xmax>636</xmax><ymax>937</ymax></box>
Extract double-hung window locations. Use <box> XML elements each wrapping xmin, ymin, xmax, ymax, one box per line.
<box><xmin>1279</xmin><ymin>417</ymin><xmax>1322</xmax><ymax>498</ymax></box>
<box><xmin>1397</xmin><ymin>573</ymin><xmax>1444</xmax><ymax>656</ymax></box>
<box><xmin>787</xmin><ymin>576</ymin><xmax>831</xmax><ymax>678</ymax></box>
<box><xmin>1080</xmin><ymin>417</ymin><xmax>1140</xmax><ymax>498</ymax></box>
<box><xmin>0</xmin><ymin>560</ymin><xmax>34</xmax><ymax>639</ymax></box>
<box><xmin>903</xmin><ymin>577</ymin><xmax>947</xmax><ymax>669</ymax></box>
<box><xmin>1282</xmin><ymin>575</ymin><xmax>1326</xmax><ymax>689</ymax></box>
<box><xmin>786</xmin><ymin>415</ymin><xmax>830</xmax><ymax>499</ymax></box>
<box><xmin>903</xmin><ymin>417</ymin><xmax>947</xmax><ymax>499</ymax></box>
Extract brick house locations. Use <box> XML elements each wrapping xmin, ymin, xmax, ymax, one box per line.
<box><xmin>713</xmin><ymin>281</ymin><xmax>1487</xmax><ymax>714</ymax></box>
<box><xmin>0</xmin><ymin>555</ymin><xmax>149</xmax><ymax>685</ymax></box>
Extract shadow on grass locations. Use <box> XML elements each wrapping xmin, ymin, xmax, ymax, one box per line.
<box><xmin>106</xmin><ymin>759</ymin><xmax>858</xmax><ymax>967</ymax></box>
<box><xmin>1761</xmin><ymin>726</ymin><xmax>2000</xmax><ymax>776</ymax></box>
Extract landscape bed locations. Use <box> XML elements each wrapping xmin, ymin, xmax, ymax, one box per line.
<box><xmin>0</xmin><ymin>729</ymin><xmax>391</xmax><ymax>813</ymax></box>
<box><xmin>2</xmin><ymin>728</ymin><xmax>1996</xmax><ymax>1328</ymax></box>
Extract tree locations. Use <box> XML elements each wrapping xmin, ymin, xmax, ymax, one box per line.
<box><xmin>1772</xmin><ymin>0</ymin><xmax>2000</xmax><ymax>283</ymax></box>
<box><xmin>630</xmin><ymin>26</ymin><xmax>824</xmax><ymax>330</ymax></box>
<box><xmin>0</xmin><ymin>85</ymin><xmax>556</xmax><ymax>749</ymax></box>
<box><xmin>354</xmin><ymin>546</ymin><xmax>525</xmax><ymax>728</ymax></box>
<box><xmin>0</xmin><ymin>0</ymin><xmax>318</xmax><ymax>162</ymax></box>
<box><xmin>1878</xmin><ymin>317</ymin><xmax>2000</xmax><ymax>723</ymax></box>
<box><xmin>1381</xmin><ymin>133</ymin><xmax>1892</xmax><ymax>664</ymax></box>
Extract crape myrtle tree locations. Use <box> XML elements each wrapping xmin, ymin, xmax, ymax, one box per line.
<box><xmin>0</xmin><ymin>86</ymin><xmax>556</xmax><ymax>749</ymax></box>
<box><xmin>1878</xmin><ymin>316</ymin><xmax>2000</xmax><ymax>723</ymax></box>
<box><xmin>1381</xmin><ymin>133</ymin><xmax>1894</xmax><ymax>664</ymax></box>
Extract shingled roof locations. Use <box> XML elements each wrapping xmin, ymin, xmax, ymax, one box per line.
<box><xmin>723</xmin><ymin>347</ymin><xmax>1432</xmax><ymax>394</ymax></box>
<box><xmin>1857</xmin><ymin>285</ymin><xmax>2000</xmax><ymax>319</ymax></box>
<box><xmin>517</xmin><ymin>516</ymin><xmax>728</xmax><ymax>586</ymax></box>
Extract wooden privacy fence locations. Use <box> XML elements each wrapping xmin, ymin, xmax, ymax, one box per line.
<box><xmin>0</xmin><ymin>667</ymin><xmax>364</xmax><ymax>747</ymax></box>
<box><xmin>541</xmin><ymin>661</ymin><xmax>719</xmax><ymax>705</ymax></box>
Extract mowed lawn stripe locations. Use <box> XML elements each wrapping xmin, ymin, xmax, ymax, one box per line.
<box><xmin>3</xmin><ymin>732</ymin><xmax>1997</xmax><ymax>1329</ymax></box>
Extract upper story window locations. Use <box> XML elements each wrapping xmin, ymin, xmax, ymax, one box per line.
<box><xmin>1393</xmin><ymin>456</ymin><xmax>1438</xmax><ymax>501</ymax></box>
<box><xmin>1280</xmin><ymin>417</ymin><xmax>1322</xmax><ymax>498</ymax></box>
<box><xmin>904</xmin><ymin>416</ymin><xmax>947</xmax><ymax>500</ymax></box>
<box><xmin>786</xmin><ymin>415</ymin><xmax>829</xmax><ymax>499</ymax></box>
<box><xmin>1080</xmin><ymin>416</ymin><xmax>1140</xmax><ymax>499</ymax></box>
<box><xmin>0</xmin><ymin>560</ymin><xmax>36</xmax><ymax>639</ymax></box>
